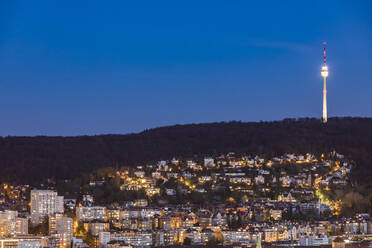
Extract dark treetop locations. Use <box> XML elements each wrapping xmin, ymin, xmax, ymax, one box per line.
<box><xmin>1</xmin><ymin>117</ymin><xmax>372</xmax><ymax>185</ymax></box>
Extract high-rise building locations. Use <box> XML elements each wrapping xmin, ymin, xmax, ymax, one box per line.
<box><xmin>49</xmin><ymin>213</ymin><xmax>73</xmax><ymax>248</ymax></box>
<box><xmin>30</xmin><ymin>190</ymin><xmax>64</xmax><ymax>224</ymax></box>
<box><xmin>0</xmin><ymin>210</ymin><xmax>17</xmax><ymax>237</ymax></box>
<box><xmin>15</xmin><ymin>217</ymin><xmax>28</xmax><ymax>236</ymax></box>
<box><xmin>0</xmin><ymin>210</ymin><xmax>28</xmax><ymax>237</ymax></box>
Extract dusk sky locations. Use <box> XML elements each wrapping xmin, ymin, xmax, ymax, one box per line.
<box><xmin>0</xmin><ymin>1</ymin><xmax>371</xmax><ymax>136</ymax></box>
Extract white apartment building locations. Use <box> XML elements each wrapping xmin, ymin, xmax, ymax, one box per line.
<box><xmin>84</xmin><ymin>222</ymin><xmax>109</xmax><ymax>236</ymax></box>
<box><xmin>99</xmin><ymin>232</ymin><xmax>152</xmax><ymax>247</ymax></box>
<box><xmin>99</xmin><ymin>232</ymin><xmax>111</xmax><ymax>247</ymax></box>
<box><xmin>30</xmin><ymin>190</ymin><xmax>64</xmax><ymax>224</ymax></box>
<box><xmin>0</xmin><ymin>210</ymin><xmax>17</xmax><ymax>237</ymax></box>
<box><xmin>16</xmin><ymin>218</ymin><xmax>28</xmax><ymax>236</ymax></box>
<box><xmin>49</xmin><ymin>213</ymin><xmax>73</xmax><ymax>247</ymax></box>
<box><xmin>222</xmin><ymin>231</ymin><xmax>250</xmax><ymax>245</ymax></box>
<box><xmin>0</xmin><ymin>237</ymin><xmax>42</xmax><ymax>248</ymax></box>
<box><xmin>110</xmin><ymin>232</ymin><xmax>152</xmax><ymax>247</ymax></box>
<box><xmin>204</xmin><ymin>158</ymin><xmax>215</xmax><ymax>168</ymax></box>
<box><xmin>76</xmin><ymin>206</ymin><xmax>106</xmax><ymax>222</ymax></box>
<box><xmin>0</xmin><ymin>210</ymin><xmax>28</xmax><ymax>237</ymax></box>
<box><xmin>299</xmin><ymin>235</ymin><xmax>328</xmax><ymax>246</ymax></box>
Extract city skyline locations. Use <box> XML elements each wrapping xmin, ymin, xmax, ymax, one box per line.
<box><xmin>1</xmin><ymin>151</ymin><xmax>370</xmax><ymax>248</ymax></box>
<box><xmin>0</xmin><ymin>1</ymin><xmax>371</xmax><ymax>136</ymax></box>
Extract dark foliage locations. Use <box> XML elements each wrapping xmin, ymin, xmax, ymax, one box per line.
<box><xmin>1</xmin><ymin>117</ymin><xmax>372</xmax><ymax>185</ymax></box>
<box><xmin>28</xmin><ymin>216</ymin><xmax>49</xmax><ymax>236</ymax></box>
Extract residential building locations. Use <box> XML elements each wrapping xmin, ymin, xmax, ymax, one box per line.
<box><xmin>30</xmin><ymin>190</ymin><xmax>64</xmax><ymax>224</ymax></box>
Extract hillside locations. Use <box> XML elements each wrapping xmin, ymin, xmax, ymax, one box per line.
<box><xmin>1</xmin><ymin>117</ymin><xmax>372</xmax><ymax>185</ymax></box>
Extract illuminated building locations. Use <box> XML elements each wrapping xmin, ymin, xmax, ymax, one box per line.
<box><xmin>221</xmin><ymin>231</ymin><xmax>250</xmax><ymax>245</ymax></box>
<box><xmin>164</xmin><ymin>229</ymin><xmax>177</xmax><ymax>245</ymax></box>
<box><xmin>109</xmin><ymin>232</ymin><xmax>152</xmax><ymax>247</ymax></box>
<box><xmin>49</xmin><ymin>213</ymin><xmax>73</xmax><ymax>248</ymax></box>
<box><xmin>107</xmin><ymin>209</ymin><xmax>121</xmax><ymax>222</ymax></box>
<box><xmin>204</xmin><ymin>158</ymin><xmax>215</xmax><ymax>168</ymax></box>
<box><xmin>99</xmin><ymin>232</ymin><xmax>111</xmax><ymax>247</ymax></box>
<box><xmin>152</xmin><ymin>231</ymin><xmax>164</xmax><ymax>246</ymax></box>
<box><xmin>15</xmin><ymin>217</ymin><xmax>28</xmax><ymax>236</ymax></box>
<box><xmin>0</xmin><ymin>211</ymin><xmax>27</xmax><ymax>238</ymax></box>
<box><xmin>137</xmin><ymin>218</ymin><xmax>152</xmax><ymax>231</ymax></box>
<box><xmin>0</xmin><ymin>210</ymin><xmax>17</xmax><ymax>237</ymax></box>
<box><xmin>83</xmin><ymin>222</ymin><xmax>109</xmax><ymax>236</ymax></box>
<box><xmin>277</xmin><ymin>192</ymin><xmax>296</xmax><ymax>202</ymax></box>
<box><xmin>30</xmin><ymin>190</ymin><xmax>64</xmax><ymax>224</ymax></box>
<box><xmin>269</xmin><ymin>209</ymin><xmax>282</xmax><ymax>221</ymax></box>
<box><xmin>76</xmin><ymin>206</ymin><xmax>106</xmax><ymax>222</ymax></box>
<box><xmin>133</xmin><ymin>199</ymin><xmax>148</xmax><ymax>207</ymax></box>
<box><xmin>0</xmin><ymin>236</ymin><xmax>42</xmax><ymax>248</ymax></box>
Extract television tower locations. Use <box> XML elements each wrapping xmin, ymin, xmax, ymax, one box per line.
<box><xmin>321</xmin><ymin>42</ymin><xmax>329</xmax><ymax>123</ymax></box>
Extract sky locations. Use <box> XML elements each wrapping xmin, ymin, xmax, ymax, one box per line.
<box><xmin>0</xmin><ymin>1</ymin><xmax>371</xmax><ymax>136</ymax></box>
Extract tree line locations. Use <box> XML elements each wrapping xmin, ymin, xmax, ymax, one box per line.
<box><xmin>0</xmin><ymin>117</ymin><xmax>371</xmax><ymax>187</ymax></box>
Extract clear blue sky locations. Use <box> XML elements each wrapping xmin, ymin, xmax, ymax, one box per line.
<box><xmin>0</xmin><ymin>1</ymin><xmax>371</xmax><ymax>136</ymax></box>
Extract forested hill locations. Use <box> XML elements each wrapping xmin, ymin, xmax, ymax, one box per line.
<box><xmin>1</xmin><ymin>117</ymin><xmax>372</xmax><ymax>185</ymax></box>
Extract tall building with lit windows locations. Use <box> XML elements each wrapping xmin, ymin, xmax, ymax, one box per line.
<box><xmin>0</xmin><ymin>210</ymin><xmax>26</xmax><ymax>237</ymax></box>
<box><xmin>49</xmin><ymin>213</ymin><xmax>73</xmax><ymax>248</ymax></box>
<box><xmin>0</xmin><ymin>210</ymin><xmax>16</xmax><ymax>237</ymax></box>
<box><xmin>30</xmin><ymin>190</ymin><xmax>64</xmax><ymax>224</ymax></box>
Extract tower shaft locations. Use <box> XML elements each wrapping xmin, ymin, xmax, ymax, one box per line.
<box><xmin>322</xmin><ymin>77</ymin><xmax>327</xmax><ymax>123</ymax></box>
<box><xmin>321</xmin><ymin>42</ymin><xmax>328</xmax><ymax>124</ymax></box>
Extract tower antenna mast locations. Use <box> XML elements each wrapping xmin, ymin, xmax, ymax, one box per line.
<box><xmin>323</xmin><ymin>42</ymin><xmax>327</xmax><ymax>65</ymax></box>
